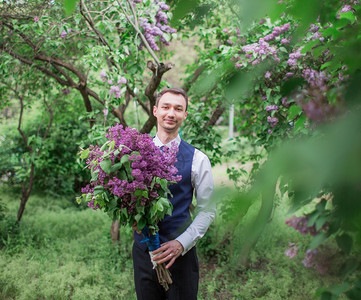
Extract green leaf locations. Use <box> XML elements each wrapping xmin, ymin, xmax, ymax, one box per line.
<box><xmin>301</xmin><ymin>40</ymin><xmax>319</xmax><ymax>54</ymax></box>
<box><xmin>100</xmin><ymin>159</ymin><xmax>111</xmax><ymax>174</ymax></box>
<box><xmin>64</xmin><ymin>0</ymin><xmax>79</xmax><ymax>16</ymax></box>
<box><xmin>329</xmin><ymin>282</ymin><xmax>350</xmax><ymax>296</ymax></box>
<box><xmin>295</xmin><ymin>115</ymin><xmax>306</xmax><ymax>131</ymax></box>
<box><xmin>121</xmin><ymin>155</ymin><xmax>130</xmax><ymax>164</ymax></box>
<box><xmin>310</xmin><ymin>232</ymin><xmax>328</xmax><ymax>249</ymax></box>
<box><xmin>336</xmin><ymin>233</ymin><xmax>353</xmax><ymax>254</ymax></box>
<box><xmin>320</xmin><ymin>292</ymin><xmax>334</xmax><ymax>300</ymax></box>
<box><xmin>339</xmin><ymin>11</ymin><xmax>356</xmax><ymax>23</ymax></box>
<box><xmin>91</xmin><ymin>169</ymin><xmax>99</xmax><ymax>182</ymax></box>
<box><xmin>315</xmin><ymin>216</ymin><xmax>328</xmax><ymax>231</ymax></box>
<box><xmin>160</xmin><ymin>178</ymin><xmax>168</xmax><ymax>191</ymax></box>
<box><xmin>79</xmin><ymin>148</ymin><xmax>89</xmax><ymax>159</ymax></box>
<box><xmin>110</xmin><ymin>162</ymin><xmax>123</xmax><ymax>173</ymax></box>
<box><xmin>100</xmin><ymin>141</ymin><xmax>110</xmax><ymax>151</ymax></box>
<box><xmin>287</xmin><ymin>105</ymin><xmax>302</xmax><ymax>120</ymax></box>
<box><xmin>340</xmin><ymin>258</ymin><xmax>359</xmax><ymax>278</ymax></box>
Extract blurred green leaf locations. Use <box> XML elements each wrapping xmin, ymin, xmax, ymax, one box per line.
<box><xmin>64</xmin><ymin>0</ymin><xmax>79</xmax><ymax>16</ymax></box>
<box><xmin>336</xmin><ymin>234</ymin><xmax>353</xmax><ymax>254</ymax></box>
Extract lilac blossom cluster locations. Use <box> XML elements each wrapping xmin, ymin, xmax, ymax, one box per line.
<box><xmin>302</xmin><ymin>68</ymin><xmax>329</xmax><ymax>91</ymax></box>
<box><xmin>238</xmin><ymin>23</ymin><xmax>290</xmax><ymax>66</ymax></box>
<box><xmin>60</xmin><ymin>28</ymin><xmax>71</xmax><ymax>38</ymax></box>
<box><xmin>100</xmin><ymin>70</ymin><xmax>127</xmax><ymax>99</ymax></box>
<box><xmin>267</xmin><ymin>116</ymin><xmax>278</xmax><ymax>127</ymax></box>
<box><xmin>287</xmin><ymin>48</ymin><xmax>303</xmax><ymax>66</ymax></box>
<box><xmin>81</xmin><ymin>124</ymin><xmax>181</xmax><ymax>215</ymax></box>
<box><xmin>336</xmin><ymin>1</ymin><xmax>359</xmax><ymax>19</ymax></box>
<box><xmin>285</xmin><ymin>216</ymin><xmax>319</xmax><ymax>236</ymax></box>
<box><xmin>284</xmin><ymin>245</ymin><xmax>329</xmax><ymax>274</ymax></box>
<box><xmin>285</xmin><ymin>243</ymin><xmax>299</xmax><ymax>258</ymax></box>
<box><xmin>299</xmin><ymin>97</ymin><xmax>337</xmax><ymax>123</ymax></box>
<box><xmin>302</xmin><ymin>249</ymin><xmax>328</xmax><ymax>274</ymax></box>
<box><xmin>138</xmin><ymin>1</ymin><xmax>176</xmax><ymax>51</ymax></box>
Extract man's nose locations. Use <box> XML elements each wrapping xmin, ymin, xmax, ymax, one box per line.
<box><xmin>167</xmin><ymin>108</ymin><xmax>175</xmax><ymax>116</ymax></box>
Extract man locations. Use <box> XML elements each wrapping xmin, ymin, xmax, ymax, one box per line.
<box><xmin>132</xmin><ymin>88</ymin><xmax>215</xmax><ymax>300</ymax></box>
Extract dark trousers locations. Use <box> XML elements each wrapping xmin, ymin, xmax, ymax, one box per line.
<box><xmin>132</xmin><ymin>243</ymin><xmax>199</xmax><ymax>300</ymax></box>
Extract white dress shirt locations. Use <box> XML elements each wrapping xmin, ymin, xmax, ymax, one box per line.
<box><xmin>153</xmin><ymin>134</ymin><xmax>216</xmax><ymax>255</ymax></box>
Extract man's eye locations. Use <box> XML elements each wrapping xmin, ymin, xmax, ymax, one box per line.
<box><xmin>162</xmin><ymin>106</ymin><xmax>168</xmax><ymax>109</ymax></box>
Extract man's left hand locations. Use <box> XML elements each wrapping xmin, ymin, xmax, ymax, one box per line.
<box><xmin>152</xmin><ymin>240</ymin><xmax>184</xmax><ymax>269</ymax></box>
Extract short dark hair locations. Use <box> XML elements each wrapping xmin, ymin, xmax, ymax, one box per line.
<box><xmin>156</xmin><ymin>88</ymin><xmax>189</xmax><ymax>111</ymax></box>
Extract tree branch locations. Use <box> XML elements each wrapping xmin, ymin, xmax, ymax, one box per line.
<box><xmin>140</xmin><ymin>61</ymin><xmax>174</xmax><ymax>133</ymax></box>
<box><xmin>119</xmin><ymin>0</ymin><xmax>161</xmax><ymax>66</ymax></box>
<box><xmin>206</xmin><ymin>103</ymin><xmax>225</xmax><ymax>126</ymax></box>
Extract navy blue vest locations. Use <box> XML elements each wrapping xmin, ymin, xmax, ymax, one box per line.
<box><xmin>134</xmin><ymin>140</ymin><xmax>195</xmax><ymax>250</ymax></box>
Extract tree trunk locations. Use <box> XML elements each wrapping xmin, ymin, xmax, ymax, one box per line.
<box><xmin>17</xmin><ymin>163</ymin><xmax>35</xmax><ymax>223</ymax></box>
<box><xmin>110</xmin><ymin>220</ymin><xmax>120</xmax><ymax>243</ymax></box>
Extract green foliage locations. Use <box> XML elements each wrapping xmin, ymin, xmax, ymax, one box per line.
<box><xmin>2</xmin><ymin>187</ymin><xmax>355</xmax><ymax>300</ymax></box>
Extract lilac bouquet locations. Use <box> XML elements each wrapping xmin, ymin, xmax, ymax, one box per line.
<box><xmin>77</xmin><ymin>124</ymin><xmax>181</xmax><ymax>289</ymax></box>
<box><xmin>78</xmin><ymin>124</ymin><xmax>180</xmax><ymax>231</ymax></box>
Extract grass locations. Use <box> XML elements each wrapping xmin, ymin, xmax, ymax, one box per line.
<box><xmin>0</xmin><ymin>180</ymin><xmax>348</xmax><ymax>299</ymax></box>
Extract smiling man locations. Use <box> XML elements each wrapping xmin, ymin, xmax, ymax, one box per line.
<box><xmin>132</xmin><ymin>88</ymin><xmax>216</xmax><ymax>300</ymax></box>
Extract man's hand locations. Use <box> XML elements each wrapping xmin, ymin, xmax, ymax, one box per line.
<box><xmin>132</xmin><ymin>222</ymin><xmax>141</xmax><ymax>234</ymax></box>
<box><xmin>152</xmin><ymin>240</ymin><xmax>184</xmax><ymax>269</ymax></box>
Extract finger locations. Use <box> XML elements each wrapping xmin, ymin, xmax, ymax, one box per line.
<box><xmin>156</xmin><ymin>252</ymin><xmax>174</xmax><ymax>264</ymax></box>
<box><xmin>166</xmin><ymin>257</ymin><xmax>176</xmax><ymax>269</ymax></box>
<box><xmin>152</xmin><ymin>245</ymin><xmax>167</xmax><ymax>255</ymax></box>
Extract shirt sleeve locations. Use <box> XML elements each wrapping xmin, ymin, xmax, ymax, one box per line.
<box><xmin>175</xmin><ymin>149</ymin><xmax>216</xmax><ymax>255</ymax></box>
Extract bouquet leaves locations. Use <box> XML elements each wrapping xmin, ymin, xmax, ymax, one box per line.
<box><xmin>77</xmin><ymin>124</ymin><xmax>181</xmax><ymax>290</ymax></box>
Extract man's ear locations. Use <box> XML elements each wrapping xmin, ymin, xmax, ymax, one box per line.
<box><xmin>184</xmin><ymin>111</ymin><xmax>188</xmax><ymax>120</ymax></box>
<box><xmin>153</xmin><ymin>106</ymin><xmax>157</xmax><ymax>117</ymax></box>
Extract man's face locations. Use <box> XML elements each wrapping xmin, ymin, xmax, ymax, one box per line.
<box><xmin>153</xmin><ymin>92</ymin><xmax>188</xmax><ymax>133</ymax></box>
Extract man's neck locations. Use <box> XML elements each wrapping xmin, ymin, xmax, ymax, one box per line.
<box><xmin>157</xmin><ymin>130</ymin><xmax>179</xmax><ymax>145</ymax></box>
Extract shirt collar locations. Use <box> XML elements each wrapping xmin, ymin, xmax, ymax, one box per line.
<box><xmin>154</xmin><ymin>134</ymin><xmax>181</xmax><ymax>148</ymax></box>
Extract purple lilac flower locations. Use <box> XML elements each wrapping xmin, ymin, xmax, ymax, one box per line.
<box><xmin>287</xmin><ymin>48</ymin><xmax>302</xmax><ymax>66</ymax></box>
<box><xmin>309</xmin><ymin>24</ymin><xmax>320</xmax><ymax>33</ymax></box>
<box><xmin>303</xmin><ymin>249</ymin><xmax>318</xmax><ymax>267</ymax></box>
<box><xmin>302</xmin><ymin>68</ymin><xmax>329</xmax><ymax>91</ymax></box>
<box><xmin>285</xmin><ymin>244</ymin><xmax>299</xmax><ymax>258</ymax></box>
<box><xmin>280</xmin><ymin>23</ymin><xmax>290</xmax><ymax>33</ymax></box>
<box><xmin>103</xmin><ymin>108</ymin><xmax>109</xmax><ymax>116</ymax></box>
<box><xmin>340</xmin><ymin>4</ymin><xmax>353</xmax><ymax>13</ymax></box>
<box><xmin>242</xmin><ymin>36</ymin><xmax>279</xmax><ymax>65</ymax></box>
<box><xmin>265</xmin><ymin>71</ymin><xmax>272</xmax><ymax>79</ymax></box>
<box><xmin>34</xmin><ymin>16</ymin><xmax>39</xmax><ymax>22</ymax></box>
<box><xmin>100</xmin><ymin>70</ymin><xmax>107</xmax><ymax>82</ymax></box>
<box><xmin>107</xmin><ymin>79</ymin><xmax>113</xmax><ymax>85</ymax></box>
<box><xmin>158</xmin><ymin>1</ymin><xmax>169</xmax><ymax>10</ymax></box>
<box><xmin>81</xmin><ymin>124</ymin><xmax>181</xmax><ymax>217</ymax></box>
<box><xmin>267</xmin><ymin>116</ymin><xmax>279</xmax><ymax>127</ymax></box>
<box><xmin>118</xmin><ymin>77</ymin><xmax>127</xmax><ymax>85</ymax></box>
<box><xmin>281</xmin><ymin>38</ymin><xmax>289</xmax><ymax>44</ymax></box>
<box><xmin>235</xmin><ymin>62</ymin><xmax>243</xmax><ymax>69</ymax></box>
<box><xmin>285</xmin><ymin>216</ymin><xmax>318</xmax><ymax>236</ymax></box>
<box><xmin>60</xmin><ymin>28</ymin><xmax>71</xmax><ymax>38</ymax></box>
<box><xmin>109</xmin><ymin>85</ymin><xmax>121</xmax><ymax>98</ymax></box>
<box><xmin>282</xmin><ymin>97</ymin><xmax>289</xmax><ymax>107</ymax></box>
<box><xmin>268</xmin><ymin>129</ymin><xmax>273</xmax><ymax>135</ymax></box>
<box><xmin>266</xmin><ymin>105</ymin><xmax>279</xmax><ymax>112</ymax></box>
<box><xmin>88</xmin><ymin>199</ymin><xmax>100</xmax><ymax>210</ymax></box>
<box><xmin>222</xmin><ymin>28</ymin><xmax>229</xmax><ymax>33</ymax></box>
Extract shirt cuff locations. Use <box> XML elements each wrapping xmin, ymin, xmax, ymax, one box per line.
<box><xmin>176</xmin><ymin>231</ymin><xmax>196</xmax><ymax>255</ymax></box>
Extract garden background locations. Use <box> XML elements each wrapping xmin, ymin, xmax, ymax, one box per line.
<box><xmin>1</xmin><ymin>0</ymin><xmax>361</xmax><ymax>299</ymax></box>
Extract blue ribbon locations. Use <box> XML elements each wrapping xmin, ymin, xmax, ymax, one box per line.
<box><xmin>140</xmin><ymin>226</ymin><xmax>160</xmax><ymax>251</ymax></box>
